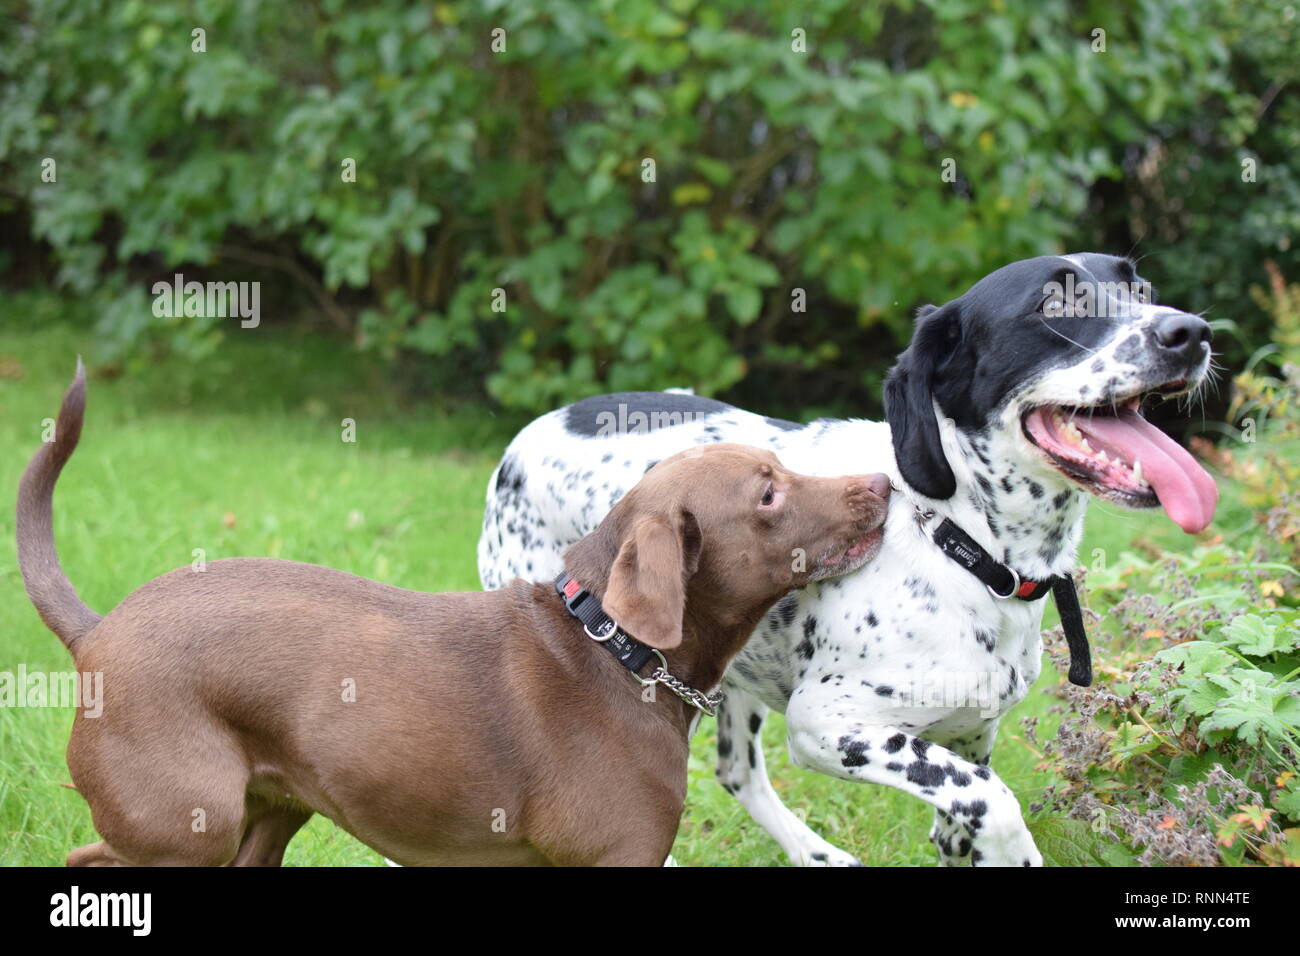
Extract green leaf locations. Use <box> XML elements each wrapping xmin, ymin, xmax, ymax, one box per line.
<box><xmin>1027</xmin><ymin>816</ymin><xmax>1133</xmax><ymax>867</ymax></box>
<box><xmin>1273</xmin><ymin>783</ymin><xmax>1300</xmax><ymax>820</ymax></box>
<box><xmin>1199</xmin><ymin>681</ymin><xmax>1300</xmax><ymax>746</ymax></box>
<box><xmin>1222</xmin><ymin>614</ymin><xmax>1299</xmax><ymax>657</ymax></box>
<box><xmin>725</xmin><ymin>284</ymin><xmax>762</xmax><ymax>325</ymax></box>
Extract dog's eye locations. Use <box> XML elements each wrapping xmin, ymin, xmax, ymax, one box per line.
<box><xmin>758</xmin><ymin>480</ymin><xmax>787</xmax><ymax>511</ymax></box>
<box><xmin>758</xmin><ymin>482</ymin><xmax>787</xmax><ymax>510</ymax></box>
<box><xmin>1038</xmin><ymin>293</ymin><xmax>1065</xmax><ymax>316</ymax></box>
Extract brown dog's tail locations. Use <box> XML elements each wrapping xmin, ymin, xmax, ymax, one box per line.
<box><xmin>16</xmin><ymin>359</ymin><xmax>102</xmax><ymax>654</ymax></box>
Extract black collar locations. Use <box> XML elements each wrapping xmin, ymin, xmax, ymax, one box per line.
<box><xmin>929</xmin><ymin>516</ymin><xmax>1092</xmax><ymax>687</ymax></box>
<box><xmin>554</xmin><ymin>572</ymin><xmax>725</xmax><ymax>715</ymax></box>
<box><xmin>555</xmin><ymin>572</ymin><xmax>658</xmax><ymax>673</ymax></box>
<box><xmin>932</xmin><ymin>518</ymin><xmax>1054</xmax><ymax>600</ymax></box>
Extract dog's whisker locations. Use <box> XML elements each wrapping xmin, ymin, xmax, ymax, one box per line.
<box><xmin>1035</xmin><ymin>314</ymin><xmax>1100</xmax><ymax>355</ymax></box>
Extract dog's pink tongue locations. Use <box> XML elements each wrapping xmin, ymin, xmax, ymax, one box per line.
<box><xmin>1079</xmin><ymin>409</ymin><xmax>1219</xmax><ymax>533</ymax></box>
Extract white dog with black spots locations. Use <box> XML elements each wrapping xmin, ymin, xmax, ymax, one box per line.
<box><xmin>478</xmin><ymin>253</ymin><xmax>1218</xmax><ymax>866</ymax></box>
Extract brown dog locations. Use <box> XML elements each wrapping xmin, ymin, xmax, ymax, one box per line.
<box><xmin>18</xmin><ymin>363</ymin><xmax>890</xmax><ymax>866</ymax></box>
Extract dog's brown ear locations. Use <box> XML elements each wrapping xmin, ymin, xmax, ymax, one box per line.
<box><xmin>602</xmin><ymin>514</ymin><xmax>696</xmax><ymax>650</ymax></box>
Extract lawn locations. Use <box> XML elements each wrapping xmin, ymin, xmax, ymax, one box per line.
<box><xmin>0</xmin><ymin>306</ymin><xmax>1210</xmax><ymax>866</ymax></box>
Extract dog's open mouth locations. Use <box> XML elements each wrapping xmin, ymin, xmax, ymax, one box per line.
<box><xmin>1021</xmin><ymin>384</ymin><xmax>1218</xmax><ymax>534</ymax></box>
<box><xmin>814</xmin><ymin>526</ymin><xmax>885</xmax><ymax>579</ymax></box>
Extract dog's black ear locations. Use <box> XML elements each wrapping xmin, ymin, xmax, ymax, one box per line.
<box><xmin>884</xmin><ymin>302</ymin><xmax>960</xmax><ymax>500</ymax></box>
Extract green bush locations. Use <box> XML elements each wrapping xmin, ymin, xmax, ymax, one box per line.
<box><xmin>1085</xmin><ymin>0</ymin><xmax>1300</xmax><ymax>381</ymax></box>
<box><xmin>1027</xmin><ymin>548</ymin><xmax>1300</xmax><ymax>866</ymax></box>
<box><xmin>0</xmin><ymin>0</ymin><xmax>1289</xmax><ymax>413</ymax></box>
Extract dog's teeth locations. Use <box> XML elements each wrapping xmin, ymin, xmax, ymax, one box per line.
<box><xmin>1079</xmin><ymin>438</ymin><xmax>1093</xmax><ymax>453</ymax></box>
<box><xmin>1132</xmin><ymin>460</ymin><xmax>1143</xmax><ymax>485</ymax></box>
<box><xmin>1097</xmin><ymin>450</ymin><xmax>1109</xmax><ymax>464</ymax></box>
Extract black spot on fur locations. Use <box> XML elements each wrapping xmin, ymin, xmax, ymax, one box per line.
<box><xmin>838</xmin><ymin>735</ymin><xmax>871</xmax><ymax>768</ymax></box>
<box><xmin>1113</xmin><ymin>333</ymin><xmax>1144</xmax><ymax>365</ymax></box>
<box><xmin>906</xmin><ymin>761</ymin><xmax>947</xmax><ymax>788</ymax></box>
<box><xmin>795</xmin><ymin>616</ymin><xmax>817</xmax><ymax>659</ymax></box>
<box><xmin>495</xmin><ymin>455</ymin><xmax>525</xmax><ymax>501</ymax></box>
<box><xmin>775</xmin><ymin>594</ymin><xmax>798</xmax><ymax>627</ymax></box>
<box><xmin>563</xmin><ymin>391</ymin><xmax>732</xmax><ymax>436</ymax></box>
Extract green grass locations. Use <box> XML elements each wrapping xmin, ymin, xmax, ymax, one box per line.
<box><xmin>0</xmin><ymin>309</ymin><xmax>1225</xmax><ymax>866</ymax></box>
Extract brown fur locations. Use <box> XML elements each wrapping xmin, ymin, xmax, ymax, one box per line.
<box><xmin>18</xmin><ymin>365</ymin><xmax>890</xmax><ymax>866</ymax></box>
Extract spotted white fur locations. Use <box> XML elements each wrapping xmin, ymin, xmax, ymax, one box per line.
<box><xmin>477</xmin><ymin>254</ymin><xmax>1213</xmax><ymax>866</ymax></box>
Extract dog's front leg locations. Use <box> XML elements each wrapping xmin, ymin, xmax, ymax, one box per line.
<box><xmin>928</xmin><ymin>721</ymin><xmax>1001</xmax><ymax>866</ymax></box>
<box><xmin>715</xmin><ymin>686</ymin><xmax>862</xmax><ymax>866</ymax></box>
<box><xmin>785</xmin><ymin>704</ymin><xmax>1041</xmax><ymax>867</ymax></box>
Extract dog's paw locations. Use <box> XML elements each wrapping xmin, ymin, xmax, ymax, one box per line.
<box><xmin>795</xmin><ymin>843</ymin><xmax>863</xmax><ymax>867</ymax></box>
<box><xmin>969</xmin><ymin>819</ymin><xmax>1042</xmax><ymax>867</ymax></box>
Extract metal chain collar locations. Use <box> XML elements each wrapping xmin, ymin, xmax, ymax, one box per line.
<box><xmin>627</xmin><ymin>648</ymin><xmax>724</xmax><ymax>717</ymax></box>
<box><xmin>649</xmin><ymin>666</ymin><xmax>725</xmax><ymax>717</ymax></box>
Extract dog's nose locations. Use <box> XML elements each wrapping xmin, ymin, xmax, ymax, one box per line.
<box><xmin>1153</xmin><ymin>310</ymin><xmax>1211</xmax><ymax>363</ymax></box>
<box><xmin>865</xmin><ymin>474</ymin><xmax>891</xmax><ymax>500</ymax></box>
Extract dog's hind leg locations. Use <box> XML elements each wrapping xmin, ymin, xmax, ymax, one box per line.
<box><xmin>67</xmin><ymin>723</ymin><xmax>250</xmax><ymax>866</ymax></box>
<box><xmin>67</xmin><ymin>805</ymin><xmax>246</xmax><ymax>867</ymax></box>
<box><xmin>67</xmin><ymin>841</ymin><xmax>131</xmax><ymax>866</ymax></box>
<box><xmin>230</xmin><ymin>798</ymin><xmax>312</xmax><ymax>867</ymax></box>
<box><xmin>715</xmin><ymin>686</ymin><xmax>861</xmax><ymax>866</ymax></box>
